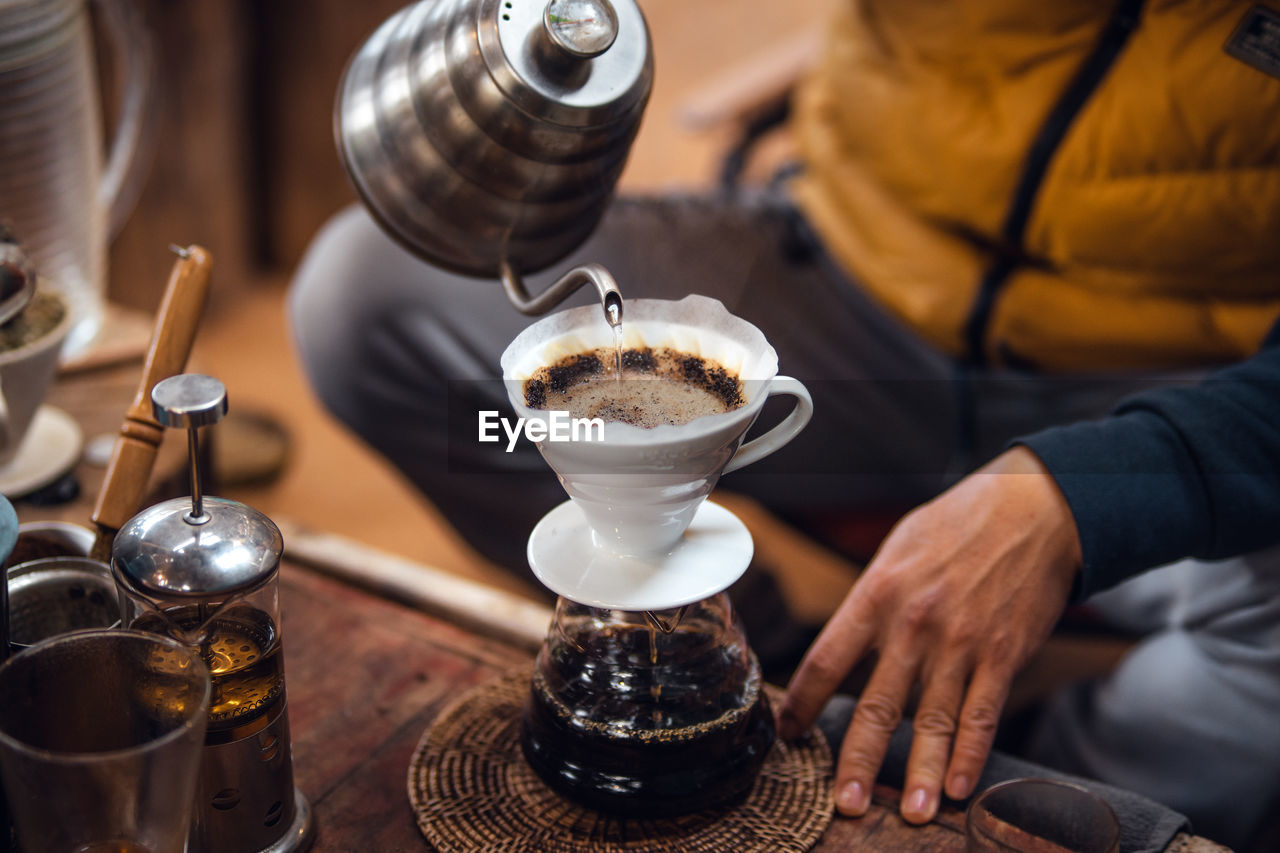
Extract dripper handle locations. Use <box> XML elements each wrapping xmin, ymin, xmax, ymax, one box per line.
<box><xmin>0</xmin><ymin>225</ymin><xmax>36</xmax><ymax>324</ymax></box>
<box><xmin>723</xmin><ymin>376</ymin><xmax>813</xmax><ymax>474</ymax></box>
<box><xmin>94</xmin><ymin>0</ymin><xmax>157</xmax><ymax>240</ymax></box>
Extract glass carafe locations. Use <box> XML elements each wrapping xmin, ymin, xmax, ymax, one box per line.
<box><xmin>521</xmin><ymin>592</ymin><xmax>775</xmax><ymax>816</ymax></box>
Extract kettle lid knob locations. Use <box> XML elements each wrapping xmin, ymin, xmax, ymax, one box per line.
<box><xmin>543</xmin><ymin>0</ymin><xmax>618</xmax><ymax>58</ymax></box>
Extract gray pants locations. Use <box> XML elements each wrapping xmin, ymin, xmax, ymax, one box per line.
<box><xmin>289</xmin><ymin>194</ymin><xmax>1278</xmax><ymax>847</ymax></box>
<box><xmin>1028</xmin><ymin>547</ymin><xmax>1280</xmax><ymax>847</ymax></box>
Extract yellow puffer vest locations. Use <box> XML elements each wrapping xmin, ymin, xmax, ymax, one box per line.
<box><xmin>789</xmin><ymin>0</ymin><xmax>1280</xmax><ymax>371</ymax></box>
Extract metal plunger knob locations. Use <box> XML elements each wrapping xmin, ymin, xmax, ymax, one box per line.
<box><xmin>151</xmin><ymin>374</ymin><xmax>228</xmax><ymax>525</ymax></box>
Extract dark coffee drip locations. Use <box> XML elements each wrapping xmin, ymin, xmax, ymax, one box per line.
<box><xmin>644</xmin><ymin>605</ymin><xmax>686</xmax><ymax>636</ymax></box>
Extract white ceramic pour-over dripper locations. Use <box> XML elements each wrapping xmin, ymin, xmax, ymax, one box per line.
<box><xmin>502</xmin><ymin>295</ymin><xmax>813</xmax><ymax>610</ymax></box>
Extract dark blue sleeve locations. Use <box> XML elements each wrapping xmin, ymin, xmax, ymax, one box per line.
<box><xmin>1016</xmin><ymin>322</ymin><xmax>1280</xmax><ymax>600</ymax></box>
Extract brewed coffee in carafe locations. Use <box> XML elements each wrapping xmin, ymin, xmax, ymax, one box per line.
<box><xmin>521</xmin><ymin>594</ymin><xmax>775</xmax><ymax>816</ymax></box>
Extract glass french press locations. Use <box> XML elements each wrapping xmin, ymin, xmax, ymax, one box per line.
<box><xmin>112</xmin><ymin>374</ymin><xmax>313</xmax><ymax>853</ymax></box>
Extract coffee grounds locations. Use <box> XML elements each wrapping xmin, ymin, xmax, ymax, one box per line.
<box><xmin>0</xmin><ymin>290</ymin><xmax>64</xmax><ymax>352</ymax></box>
<box><xmin>621</xmin><ymin>349</ymin><xmax>655</xmax><ymax>372</ymax></box>
<box><xmin>524</xmin><ymin>352</ymin><xmax>605</xmax><ymax>409</ymax></box>
<box><xmin>677</xmin><ymin>353</ymin><xmax>742</xmax><ymax>408</ymax></box>
<box><xmin>4</xmin><ymin>533</ymin><xmax>76</xmax><ymax>569</ymax></box>
<box><xmin>526</xmin><ymin>347</ymin><xmax>742</xmax><ymax>406</ymax></box>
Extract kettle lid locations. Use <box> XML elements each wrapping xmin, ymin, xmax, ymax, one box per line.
<box><xmin>112</xmin><ymin>374</ymin><xmax>283</xmax><ymax>599</ymax></box>
<box><xmin>486</xmin><ymin>0</ymin><xmax>650</xmax><ymax>119</ymax></box>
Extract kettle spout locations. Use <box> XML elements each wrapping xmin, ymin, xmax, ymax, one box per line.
<box><xmin>602</xmin><ymin>288</ymin><xmax>623</xmax><ymax>328</ymax></box>
<box><xmin>501</xmin><ymin>260</ymin><xmax>623</xmax><ymax>327</ymax></box>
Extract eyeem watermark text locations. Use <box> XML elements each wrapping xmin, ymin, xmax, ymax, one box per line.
<box><xmin>478</xmin><ymin>410</ymin><xmax>604</xmax><ymax>452</ymax></box>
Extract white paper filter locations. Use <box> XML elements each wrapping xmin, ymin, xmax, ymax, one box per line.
<box><xmin>500</xmin><ymin>295</ymin><xmax>780</xmax><ymax>441</ymax></box>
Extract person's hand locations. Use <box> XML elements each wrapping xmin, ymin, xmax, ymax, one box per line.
<box><xmin>776</xmin><ymin>446</ymin><xmax>1082</xmax><ymax>823</ymax></box>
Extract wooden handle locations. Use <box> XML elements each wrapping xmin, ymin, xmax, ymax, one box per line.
<box><xmin>90</xmin><ymin>246</ymin><xmax>213</xmax><ymax>560</ymax></box>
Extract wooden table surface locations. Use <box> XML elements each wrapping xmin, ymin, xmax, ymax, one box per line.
<box><xmin>279</xmin><ymin>556</ymin><xmax>979</xmax><ymax>852</ymax></box>
<box><xmin>13</xmin><ymin>361</ymin><xmax>1228</xmax><ymax>852</ymax></box>
<box><xmin>274</xmin><ymin>550</ymin><xmax>1226</xmax><ymax>853</ymax></box>
<box><xmin>277</xmin><ymin>555</ymin><xmax>1229</xmax><ymax>852</ymax></box>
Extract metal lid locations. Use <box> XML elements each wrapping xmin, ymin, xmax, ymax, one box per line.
<box><xmin>113</xmin><ymin>374</ymin><xmax>282</xmax><ymax>599</ymax></box>
<box><xmin>486</xmin><ymin>0</ymin><xmax>649</xmax><ymax>119</ymax></box>
<box><xmin>113</xmin><ymin>496</ymin><xmax>283</xmax><ymax>598</ymax></box>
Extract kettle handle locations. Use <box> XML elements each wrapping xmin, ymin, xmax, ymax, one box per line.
<box><xmin>93</xmin><ymin>0</ymin><xmax>156</xmax><ymax>240</ymax></box>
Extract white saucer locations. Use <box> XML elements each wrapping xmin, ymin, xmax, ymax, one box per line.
<box><xmin>527</xmin><ymin>500</ymin><xmax>754</xmax><ymax>611</ymax></box>
<box><xmin>0</xmin><ymin>405</ymin><xmax>83</xmax><ymax>497</ymax></box>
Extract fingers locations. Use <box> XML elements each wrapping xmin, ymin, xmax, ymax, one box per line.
<box><xmin>899</xmin><ymin>655</ymin><xmax>968</xmax><ymax>823</ymax></box>
<box><xmin>781</xmin><ymin>615</ymin><xmax>1012</xmax><ymax>825</ymax></box>
<box><xmin>777</xmin><ymin>593</ymin><xmax>877</xmax><ymax>740</ymax></box>
<box><xmin>831</xmin><ymin>651</ymin><xmax>917</xmax><ymax>816</ymax></box>
<box><xmin>900</xmin><ymin>657</ymin><xmax>1011</xmax><ymax>823</ymax></box>
<box><xmin>945</xmin><ymin>663</ymin><xmax>1010</xmax><ymax>801</ymax></box>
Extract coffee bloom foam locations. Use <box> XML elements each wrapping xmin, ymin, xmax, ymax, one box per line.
<box><xmin>501</xmin><ymin>295</ymin><xmax>780</xmax><ymax>445</ymax></box>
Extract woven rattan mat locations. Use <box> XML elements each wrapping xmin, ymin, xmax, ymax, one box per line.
<box><xmin>408</xmin><ymin>669</ymin><xmax>834</xmax><ymax>852</ymax></box>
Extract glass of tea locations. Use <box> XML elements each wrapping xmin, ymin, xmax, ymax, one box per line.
<box><xmin>0</xmin><ymin>629</ymin><xmax>210</xmax><ymax>853</ymax></box>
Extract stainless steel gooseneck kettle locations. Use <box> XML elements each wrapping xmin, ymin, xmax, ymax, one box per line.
<box><xmin>335</xmin><ymin>0</ymin><xmax>652</xmax><ymax>322</ymax></box>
